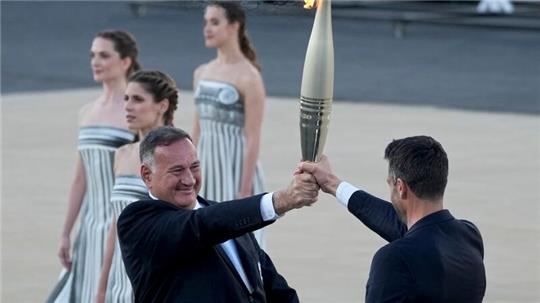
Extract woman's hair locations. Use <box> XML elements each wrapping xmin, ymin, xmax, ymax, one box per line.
<box><xmin>96</xmin><ymin>30</ymin><xmax>141</xmax><ymax>77</ymax></box>
<box><xmin>208</xmin><ymin>1</ymin><xmax>261</xmax><ymax>71</ymax></box>
<box><xmin>128</xmin><ymin>70</ymin><xmax>179</xmax><ymax>126</ymax></box>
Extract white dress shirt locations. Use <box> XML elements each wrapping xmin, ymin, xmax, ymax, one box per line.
<box><xmin>335</xmin><ymin>181</ymin><xmax>360</xmax><ymax>207</ymax></box>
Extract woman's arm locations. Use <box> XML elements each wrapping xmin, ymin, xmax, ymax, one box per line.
<box><xmin>191</xmin><ymin>65</ymin><xmax>205</xmax><ymax>146</ymax></box>
<box><xmin>58</xmin><ymin>154</ymin><xmax>86</xmax><ymax>270</ymax></box>
<box><xmin>237</xmin><ymin>71</ymin><xmax>265</xmax><ymax>198</ymax></box>
<box><xmin>95</xmin><ymin>217</ymin><xmax>117</xmax><ymax>303</ymax></box>
<box><xmin>192</xmin><ymin>113</ymin><xmax>201</xmax><ymax>147</ymax></box>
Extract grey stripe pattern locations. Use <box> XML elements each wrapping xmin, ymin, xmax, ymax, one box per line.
<box><xmin>46</xmin><ymin>126</ymin><xmax>134</xmax><ymax>303</ymax></box>
<box><xmin>106</xmin><ymin>175</ymin><xmax>147</xmax><ymax>303</ymax></box>
<box><xmin>195</xmin><ymin>80</ymin><xmax>266</xmax><ymax>247</ymax></box>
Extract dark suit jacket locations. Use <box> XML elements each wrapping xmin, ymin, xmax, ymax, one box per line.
<box><xmin>347</xmin><ymin>190</ymin><xmax>486</xmax><ymax>303</ymax></box>
<box><xmin>117</xmin><ymin>194</ymin><xmax>299</xmax><ymax>303</ymax></box>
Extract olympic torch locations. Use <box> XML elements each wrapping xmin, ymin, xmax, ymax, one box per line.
<box><xmin>300</xmin><ymin>0</ymin><xmax>334</xmax><ymax>162</ymax></box>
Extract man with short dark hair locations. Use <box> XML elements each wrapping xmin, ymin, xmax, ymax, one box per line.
<box><xmin>118</xmin><ymin>126</ymin><xmax>319</xmax><ymax>302</ymax></box>
<box><xmin>300</xmin><ymin>135</ymin><xmax>486</xmax><ymax>302</ymax></box>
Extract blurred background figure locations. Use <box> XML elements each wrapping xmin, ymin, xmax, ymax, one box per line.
<box><xmin>95</xmin><ymin>70</ymin><xmax>179</xmax><ymax>303</ymax></box>
<box><xmin>192</xmin><ymin>2</ymin><xmax>267</xmax><ymax>248</ymax></box>
<box><xmin>477</xmin><ymin>0</ymin><xmax>514</xmax><ymax>14</ymax></box>
<box><xmin>46</xmin><ymin>30</ymin><xmax>140</xmax><ymax>303</ymax></box>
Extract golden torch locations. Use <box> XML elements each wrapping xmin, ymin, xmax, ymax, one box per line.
<box><xmin>300</xmin><ymin>0</ymin><xmax>334</xmax><ymax>162</ymax></box>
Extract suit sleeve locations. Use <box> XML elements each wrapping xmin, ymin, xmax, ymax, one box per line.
<box><xmin>258</xmin><ymin>249</ymin><xmax>299</xmax><ymax>303</ymax></box>
<box><xmin>366</xmin><ymin>245</ymin><xmax>412</xmax><ymax>303</ymax></box>
<box><xmin>347</xmin><ymin>190</ymin><xmax>407</xmax><ymax>242</ymax></box>
<box><xmin>118</xmin><ymin>195</ymin><xmax>275</xmax><ymax>267</ymax></box>
<box><xmin>461</xmin><ymin>219</ymin><xmax>485</xmax><ymax>259</ymax></box>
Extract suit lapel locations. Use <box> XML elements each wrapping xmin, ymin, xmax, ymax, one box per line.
<box><xmin>202</xmin><ymin>199</ymin><xmax>251</xmax><ymax>293</ymax></box>
<box><xmin>199</xmin><ymin>196</ymin><xmax>261</xmax><ymax>293</ymax></box>
<box><xmin>234</xmin><ymin>234</ymin><xmax>263</xmax><ymax>290</ymax></box>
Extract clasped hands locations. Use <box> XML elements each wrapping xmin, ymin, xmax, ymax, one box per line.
<box><xmin>272</xmin><ymin>155</ymin><xmax>341</xmax><ymax>216</ymax></box>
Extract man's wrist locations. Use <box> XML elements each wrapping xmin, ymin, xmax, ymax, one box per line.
<box><xmin>324</xmin><ymin>174</ymin><xmax>341</xmax><ymax>196</ymax></box>
<box><xmin>272</xmin><ymin>190</ymin><xmax>289</xmax><ymax>216</ymax></box>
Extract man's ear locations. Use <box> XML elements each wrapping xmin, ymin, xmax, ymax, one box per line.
<box><xmin>396</xmin><ymin>178</ymin><xmax>408</xmax><ymax>199</ymax></box>
<box><xmin>141</xmin><ymin>164</ymin><xmax>152</xmax><ymax>188</ymax></box>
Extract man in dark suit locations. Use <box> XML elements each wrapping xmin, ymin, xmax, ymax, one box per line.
<box><xmin>118</xmin><ymin>126</ymin><xmax>319</xmax><ymax>302</ymax></box>
<box><xmin>299</xmin><ymin>135</ymin><xmax>486</xmax><ymax>302</ymax></box>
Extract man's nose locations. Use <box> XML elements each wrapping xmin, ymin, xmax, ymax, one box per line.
<box><xmin>181</xmin><ymin>171</ymin><xmax>195</xmax><ymax>186</ymax></box>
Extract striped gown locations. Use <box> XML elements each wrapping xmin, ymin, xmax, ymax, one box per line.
<box><xmin>46</xmin><ymin>126</ymin><xmax>134</xmax><ymax>303</ymax></box>
<box><xmin>195</xmin><ymin>80</ymin><xmax>266</xmax><ymax>248</ymax></box>
<box><xmin>106</xmin><ymin>175</ymin><xmax>148</xmax><ymax>303</ymax></box>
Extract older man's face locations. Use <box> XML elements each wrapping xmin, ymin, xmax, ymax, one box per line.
<box><xmin>144</xmin><ymin>138</ymin><xmax>201</xmax><ymax>209</ymax></box>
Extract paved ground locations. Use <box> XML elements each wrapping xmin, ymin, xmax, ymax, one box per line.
<box><xmin>2</xmin><ymin>88</ymin><xmax>539</xmax><ymax>302</ymax></box>
<box><xmin>2</xmin><ymin>1</ymin><xmax>539</xmax><ymax>114</ymax></box>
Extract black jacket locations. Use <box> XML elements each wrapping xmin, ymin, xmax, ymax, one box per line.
<box><xmin>348</xmin><ymin>190</ymin><xmax>486</xmax><ymax>303</ymax></box>
<box><xmin>117</xmin><ymin>194</ymin><xmax>298</xmax><ymax>303</ymax></box>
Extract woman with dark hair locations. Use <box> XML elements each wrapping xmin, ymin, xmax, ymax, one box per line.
<box><xmin>193</xmin><ymin>1</ymin><xmax>267</xmax><ymax>248</ymax></box>
<box><xmin>95</xmin><ymin>70</ymin><xmax>179</xmax><ymax>303</ymax></box>
<box><xmin>46</xmin><ymin>30</ymin><xmax>141</xmax><ymax>303</ymax></box>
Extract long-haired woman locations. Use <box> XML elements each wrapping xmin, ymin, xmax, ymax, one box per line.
<box><xmin>192</xmin><ymin>1</ymin><xmax>267</xmax><ymax>248</ymax></box>
<box><xmin>95</xmin><ymin>70</ymin><xmax>179</xmax><ymax>303</ymax></box>
<box><xmin>46</xmin><ymin>30</ymin><xmax>140</xmax><ymax>303</ymax></box>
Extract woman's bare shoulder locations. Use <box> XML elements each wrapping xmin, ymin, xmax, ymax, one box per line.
<box><xmin>78</xmin><ymin>100</ymin><xmax>97</xmax><ymax>125</ymax></box>
<box><xmin>194</xmin><ymin>61</ymin><xmax>216</xmax><ymax>78</ymax></box>
<box><xmin>79</xmin><ymin>101</ymin><xmax>94</xmax><ymax>116</ymax></box>
<box><xmin>193</xmin><ymin>62</ymin><xmax>212</xmax><ymax>87</ymax></box>
<box><xmin>114</xmin><ymin>142</ymin><xmax>140</xmax><ymax>172</ymax></box>
<box><xmin>238</xmin><ymin>62</ymin><xmax>263</xmax><ymax>88</ymax></box>
<box><xmin>194</xmin><ymin>63</ymin><xmax>206</xmax><ymax>76</ymax></box>
<box><xmin>116</xmin><ymin>142</ymin><xmax>138</xmax><ymax>158</ymax></box>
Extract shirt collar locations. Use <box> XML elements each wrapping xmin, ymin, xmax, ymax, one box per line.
<box><xmin>148</xmin><ymin>191</ymin><xmax>159</xmax><ymax>200</ymax></box>
<box><xmin>149</xmin><ymin>191</ymin><xmax>202</xmax><ymax>209</ymax></box>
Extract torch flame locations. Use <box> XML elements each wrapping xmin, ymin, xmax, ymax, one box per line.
<box><xmin>304</xmin><ymin>0</ymin><xmax>316</xmax><ymax>9</ymax></box>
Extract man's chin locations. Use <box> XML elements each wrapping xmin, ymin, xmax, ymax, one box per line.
<box><xmin>174</xmin><ymin>193</ymin><xmax>197</xmax><ymax>206</ymax></box>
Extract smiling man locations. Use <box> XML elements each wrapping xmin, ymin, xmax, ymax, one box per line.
<box><xmin>117</xmin><ymin>126</ymin><xmax>318</xmax><ymax>303</ymax></box>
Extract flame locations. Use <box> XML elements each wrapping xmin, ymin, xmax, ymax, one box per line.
<box><xmin>304</xmin><ymin>0</ymin><xmax>316</xmax><ymax>9</ymax></box>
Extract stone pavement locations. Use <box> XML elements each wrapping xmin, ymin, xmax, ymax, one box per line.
<box><xmin>2</xmin><ymin>88</ymin><xmax>539</xmax><ymax>302</ymax></box>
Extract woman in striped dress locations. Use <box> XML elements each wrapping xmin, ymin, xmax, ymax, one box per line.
<box><xmin>95</xmin><ymin>71</ymin><xmax>179</xmax><ymax>303</ymax></box>
<box><xmin>192</xmin><ymin>2</ymin><xmax>266</xmax><ymax>248</ymax></box>
<box><xmin>46</xmin><ymin>30</ymin><xmax>140</xmax><ymax>303</ymax></box>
